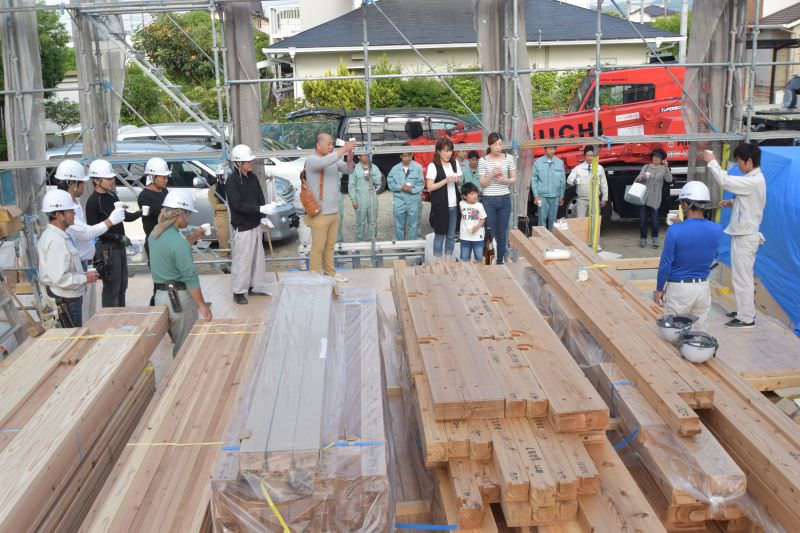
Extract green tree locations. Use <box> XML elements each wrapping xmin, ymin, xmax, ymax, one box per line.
<box><xmin>531</xmin><ymin>71</ymin><xmax>586</xmax><ymax>113</ymax></box>
<box><xmin>650</xmin><ymin>13</ymin><xmax>690</xmax><ymax>57</ymax></box>
<box><xmin>371</xmin><ymin>55</ymin><xmax>401</xmax><ymax>108</ymax></box>
<box><xmin>45</xmin><ymin>98</ymin><xmax>80</xmax><ymax>133</ymax></box>
<box><xmin>303</xmin><ymin>61</ymin><xmax>365</xmax><ymax>110</ymax></box>
<box><xmin>0</xmin><ymin>10</ymin><xmax>71</xmax><ymax>93</ymax></box>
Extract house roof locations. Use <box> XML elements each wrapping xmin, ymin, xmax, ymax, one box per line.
<box><xmin>266</xmin><ymin>0</ymin><xmax>677</xmax><ymax>53</ymax></box>
<box><xmin>760</xmin><ymin>3</ymin><xmax>800</xmax><ymax>27</ymax></box>
<box><xmin>631</xmin><ymin>5</ymin><xmax>678</xmax><ymax>17</ymax></box>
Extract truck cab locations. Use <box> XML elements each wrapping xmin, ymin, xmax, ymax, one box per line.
<box><xmin>528</xmin><ymin>66</ymin><xmax>690</xmax><ymax>222</ymax></box>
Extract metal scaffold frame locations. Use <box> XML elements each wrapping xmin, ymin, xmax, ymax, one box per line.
<box><xmin>1</xmin><ymin>0</ymin><xmax>799</xmax><ymax>268</ymax></box>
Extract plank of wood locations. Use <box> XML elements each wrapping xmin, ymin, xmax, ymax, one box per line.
<box><xmin>0</xmin><ymin>327</ymin><xmax>152</xmax><ymax>532</ymax></box>
<box><xmin>0</xmin><ymin>327</ymin><xmax>75</xmax><ymax>426</ymax></box>
<box><xmin>581</xmin><ymin>440</ymin><xmax>666</xmax><ymax>533</ymax></box>
<box><xmin>413</xmin><ymin>374</ymin><xmax>450</xmax><ymax>467</ymax></box>
<box><xmin>449</xmin><ymin>458</ymin><xmax>487</xmax><ymax>529</ymax></box>
<box><xmin>502</xmin><ymin>418</ymin><xmax>555</xmax><ymax>510</ymax></box>
<box><xmin>608</xmin><ymin>257</ymin><xmax>661</xmax><ymax>270</ymax></box>
<box><xmin>468</xmin><ymin>420</ymin><xmax>493</xmax><ymax>461</ymax></box>
<box><xmin>434</xmin><ymin>467</ymin><xmax>498</xmax><ymax>533</ymax></box>
<box><xmin>404</xmin><ymin>273</ymin><xmax>505</xmax><ymax>420</ymax></box>
<box><xmin>238</xmin><ymin>281</ymin><xmax>334</xmax><ymax>471</ymax></box>
<box><xmin>525</xmin><ymin>418</ymin><xmax>578</xmax><ymax>502</ymax></box>
<box><xmin>392</xmin><ymin>261</ymin><xmax>426</xmax><ymax>377</ymax></box>
<box><xmin>510</xmin><ymin>229</ymin><xmax>702</xmax><ymax>437</ymax></box>
<box><xmin>485</xmin><ymin>418</ymin><xmax>530</xmax><ymax>503</ymax></box>
<box><xmin>446</xmin><ymin>420</ymin><xmax>471</xmax><ymax>459</ymax></box>
<box><xmin>476</xmin><ymin>265</ymin><xmax>608</xmax><ymax>432</ymax></box>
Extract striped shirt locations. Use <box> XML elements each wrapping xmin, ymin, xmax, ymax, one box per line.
<box><xmin>478</xmin><ymin>154</ymin><xmax>514</xmax><ymax>196</ymax></box>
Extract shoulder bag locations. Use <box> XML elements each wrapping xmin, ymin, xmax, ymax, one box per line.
<box><xmin>300</xmin><ymin>169</ymin><xmax>323</xmax><ymax>217</ymax></box>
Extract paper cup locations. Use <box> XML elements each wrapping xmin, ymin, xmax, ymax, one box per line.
<box><xmin>141</xmin><ymin>205</ymin><xmax>150</xmax><ymax>216</ymax></box>
<box><xmin>201</xmin><ymin>223</ymin><xmax>212</xmax><ymax>236</ymax></box>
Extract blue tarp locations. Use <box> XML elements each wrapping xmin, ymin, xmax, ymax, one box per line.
<box><xmin>717</xmin><ymin>146</ymin><xmax>800</xmax><ymax>335</ymax></box>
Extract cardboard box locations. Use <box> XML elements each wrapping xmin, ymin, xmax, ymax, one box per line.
<box><xmin>0</xmin><ymin>206</ymin><xmax>23</xmax><ymax>237</ymax></box>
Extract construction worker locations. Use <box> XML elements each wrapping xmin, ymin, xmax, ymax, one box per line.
<box><xmin>387</xmin><ymin>151</ymin><xmax>424</xmax><ymax>240</ymax></box>
<box><xmin>461</xmin><ymin>151</ymin><xmax>482</xmax><ymax>192</ymax></box>
<box><xmin>53</xmin><ymin>159</ymin><xmax>126</xmax><ymax>266</ymax></box>
<box><xmin>655</xmin><ymin>182</ymin><xmax>723</xmax><ymax>332</ymax></box>
<box><xmin>703</xmin><ymin>143</ymin><xmax>767</xmax><ymax>329</ymax></box>
<box><xmin>225</xmin><ymin>144</ymin><xmax>273</xmax><ymax>305</ymax></box>
<box><xmin>138</xmin><ymin>157</ymin><xmax>170</xmax><ymax>306</ymax></box>
<box><xmin>532</xmin><ymin>145</ymin><xmax>566</xmax><ymax>230</ymax></box>
<box><xmin>148</xmin><ymin>189</ymin><xmax>212</xmax><ymax>355</ymax></box>
<box><xmin>85</xmin><ymin>159</ymin><xmax>142</xmax><ymax>307</ymax></box>
<box><xmin>349</xmin><ymin>154</ymin><xmax>382</xmax><ymax>242</ymax></box>
<box><xmin>567</xmin><ymin>146</ymin><xmax>608</xmax><ymax>218</ymax></box>
<box><xmin>38</xmin><ymin>189</ymin><xmax>100</xmax><ymax>327</ymax></box>
<box><xmin>209</xmin><ymin>173</ymin><xmax>230</xmax><ymax>256</ymax></box>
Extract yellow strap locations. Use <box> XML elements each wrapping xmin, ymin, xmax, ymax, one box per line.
<box><xmin>259</xmin><ymin>481</ymin><xmax>292</xmax><ymax>533</ymax></box>
<box><xmin>187</xmin><ymin>330</ymin><xmax>257</xmax><ymax>337</ymax></box>
<box><xmin>715</xmin><ymin>143</ymin><xmax>730</xmax><ymax>223</ymax></box>
<box><xmin>590</xmin><ymin>155</ymin><xmax>601</xmax><ymax>253</ymax></box>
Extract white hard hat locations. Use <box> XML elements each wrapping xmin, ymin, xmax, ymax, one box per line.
<box><xmin>42</xmin><ymin>189</ymin><xmax>76</xmax><ymax>213</ymax></box>
<box><xmin>54</xmin><ymin>159</ymin><xmax>87</xmax><ymax>182</ymax></box>
<box><xmin>144</xmin><ymin>157</ymin><xmax>170</xmax><ymax>177</ymax></box>
<box><xmin>230</xmin><ymin>144</ymin><xmax>256</xmax><ymax>162</ymax></box>
<box><xmin>162</xmin><ymin>189</ymin><xmax>198</xmax><ymax>213</ymax></box>
<box><xmin>678</xmin><ymin>181</ymin><xmax>711</xmax><ymax>203</ymax></box>
<box><xmin>88</xmin><ymin>159</ymin><xmax>116</xmax><ymax>179</ymax></box>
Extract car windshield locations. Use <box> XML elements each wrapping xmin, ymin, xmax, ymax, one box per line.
<box><xmin>567</xmin><ymin>74</ymin><xmax>594</xmax><ymax>113</ymax></box>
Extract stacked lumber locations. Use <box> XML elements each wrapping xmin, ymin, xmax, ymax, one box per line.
<box><xmin>210</xmin><ymin>281</ymin><xmax>391</xmax><ymax>531</ymax></box>
<box><xmin>0</xmin><ymin>307</ymin><xmax>168</xmax><ymax>532</ymax></box>
<box><xmin>392</xmin><ymin>261</ymin><xmax>665</xmax><ymax>530</ymax></box>
<box><xmin>511</xmin><ymin>227</ymin><xmax>800</xmax><ymax>532</ymax></box>
<box><xmin>79</xmin><ymin>319</ymin><xmax>260</xmax><ymax>532</ymax></box>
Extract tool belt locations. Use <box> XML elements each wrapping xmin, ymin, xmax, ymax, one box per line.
<box><xmin>154</xmin><ymin>281</ymin><xmax>187</xmax><ymax>313</ymax></box>
<box><xmin>45</xmin><ymin>287</ymin><xmax>80</xmax><ymax>328</ymax></box>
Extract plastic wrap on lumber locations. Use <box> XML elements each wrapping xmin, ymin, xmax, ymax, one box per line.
<box><xmin>210</xmin><ymin>282</ymin><xmax>392</xmax><ymax>532</ymax></box>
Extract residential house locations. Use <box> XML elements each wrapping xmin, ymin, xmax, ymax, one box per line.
<box><xmin>751</xmin><ymin>2</ymin><xmax>800</xmax><ymax>99</ymax></box>
<box><xmin>628</xmin><ymin>4</ymin><xmax>678</xmax><ymax>23</ymax></box>
<box><xmin>265</xmin><ymin>0</ymin><xmax>680</xmax><ymax>99</ymax></box>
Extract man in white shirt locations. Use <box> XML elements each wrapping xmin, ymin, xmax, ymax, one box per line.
<box><xmin>38</xmin><ymin>189</ymin><xmax>100</xmax><ymax>327</ymax></box>
<box><xmin>703</xmin><ymin>143</ymin><xmax>767</xmax><ymax>329</ymax></box>
<box><xmin>567</xmin><ymin>146</ymin><xmax>608</xmax><ymax>218</ymax></box>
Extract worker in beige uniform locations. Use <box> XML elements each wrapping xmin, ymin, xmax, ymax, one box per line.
<box><xmin>703</xmin><ymin>142</ymin><xmax>767</xmax><ymax>329</ymax></box>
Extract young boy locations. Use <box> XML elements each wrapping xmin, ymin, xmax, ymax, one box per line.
<box><xmin>459</xmin><ymin>182</ymin><xmax>487</xmax><ymax>263</ymax></box>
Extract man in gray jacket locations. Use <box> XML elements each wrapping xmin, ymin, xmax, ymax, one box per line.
<box><xmin>304</xmin><ymin>133</ymin><xmax>355</xmax><ymax>282</ymax></box>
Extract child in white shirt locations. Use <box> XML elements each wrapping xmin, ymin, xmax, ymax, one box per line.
<box><xmin>459</xmin><ymin>182</ymin><xmax>487</xmax><ymax>263</ymax></box>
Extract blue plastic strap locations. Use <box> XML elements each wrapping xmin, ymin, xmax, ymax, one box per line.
<box><xmin>612</xmin><ymin>425</ymin><xmax>639</xmax><ymax>450</ymax></box>
<box><xmin>610</xmin><ymin>380</ymin><xmax>633</xmax><ymax>418</ymax></box>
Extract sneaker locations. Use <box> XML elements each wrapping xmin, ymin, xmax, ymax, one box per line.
<box><xmin>726</xmin><ymin>311</ymin><xmax>737</xmax><ymax>318</ymax></box>
<box><xmin>639</xmin><ymin>238</ymin><xmax>647</xmax><ymax>248</ymax></box>
<box><xmin>248</xmin><ymin>288</ymin><xmax>268</xmax><ymax>296</ymax></box>
<box><xmin>334</xmin><ymin>274</ymin><xmax>349</xmax><ymax>283</ymax></box>
<box><xmin>651</xmin><ymin>238</ymin><xmax>660</xmax><ymax>249</ymax></box>
<box><xmin>233</xmin><ymin>293</ymin><xmax>248</xmax><ymax>305</ymax></box>
<box><xmin>725</xmin><ymin>318</ymin><xmax>755</xmax><ymax>329</ymax></box>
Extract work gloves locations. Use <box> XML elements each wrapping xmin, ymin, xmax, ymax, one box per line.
<box><xmin>109</xmin><ymin>207</ymin><xmax>126</xmax><ymax>225</ymax></box>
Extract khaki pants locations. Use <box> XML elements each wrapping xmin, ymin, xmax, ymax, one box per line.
<box><xmin>664</xmin><ymin>280</ymin><xmax>711</xmax><ymax>332</ymax></box>
<box><xmin>214</xmin><ymin>210</ymin><xmax>230</xmax><ymax>257</ymax></box>
<box><xmin>574</xmin><ymin>197</ymin><xmax>590</xmax><ymax>218</ymax></box>
<box><xmin>731</xmin><ymin>233</ymin><xmax>761</xmax><ymax>323</ymax></box>
<box><xmin>307</xmin><ymin>213</ymin><xmax>339</xmax><ymax>276</ymax></box>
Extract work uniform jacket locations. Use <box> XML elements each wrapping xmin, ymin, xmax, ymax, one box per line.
<box><xmin>567</xmin><ymin>161</ymin><xmax>609</xmax><ymax>202</ymax></box>
<box><xmin>37</xmin><ymin>224</ymin><xmax>87</xmax><ymax>299</ymax></box>
<box><xmin>532</xmin><ymin>155</ymin><xmax>566</xmax><ymax>199</ymax></box>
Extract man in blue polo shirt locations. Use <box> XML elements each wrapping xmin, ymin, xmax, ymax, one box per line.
<box><xmin>655</xmin><ymin>181</ymin><xmax>723</xmax><ymax>331</ymax></box>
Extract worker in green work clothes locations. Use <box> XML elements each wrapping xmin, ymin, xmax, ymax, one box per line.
<box><xmin>349</xmin><ymin>154</ymin><xmax>382</xmax><ymax>242</ymax></box>
<box><xmin>149</xmin><ymin>189</ymin><xmax>212</xmax><ymax>355</ymax></box>
<box><xmin>387</xmin><ymin>151</ymin><xmax>424</xmax><ymax>240</ymax></box>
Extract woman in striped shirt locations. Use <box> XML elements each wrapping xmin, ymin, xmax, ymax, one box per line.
<box><xmin>479</xmin><ymin>132</ymin><xmax>517</xmax><ymax>264</ymax></box>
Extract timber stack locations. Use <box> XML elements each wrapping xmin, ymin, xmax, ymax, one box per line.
<box><xmin>507</xmin><ymin>227</ymin><xmax>800</xmax><ymax>532</ymax></box>
<box><xmin>0</xmin><ymin>307</ymin><xmax>168</xmax><ymax>533</ymax></box>
<box><xmin>393</xmin><ymin>260</ymin><xmax>666</xmax><ymax>530</ymax></box>
<box><xmin>210</xmin><ymin>279</ymin><xmax>392</xmax><ymax>531</ymax></box>
<box><xmin>79</xmin><ymin>319</ymin><xmax>260</xmax><ymax>532</ymax></box>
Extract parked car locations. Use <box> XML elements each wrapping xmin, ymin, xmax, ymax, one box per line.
<box><xmin>46</xmin><ymin>141</ymin><xmax>299</xmax><ymax>243</ymax></box>
<box><xmin>285</xmin><ymin>107</ymin><xmax>478</xmax><ymax>192</ymax></box>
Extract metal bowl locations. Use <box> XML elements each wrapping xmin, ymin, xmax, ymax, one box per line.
<box><xmin>656</xmin><ymin>314</ymin><xmax>698</xmax><ymax>344</ymax></box>
<box><xmin>679</xmin><ymin>331</ymin><xmax>718</xmax><ymax>363</ymax></box>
